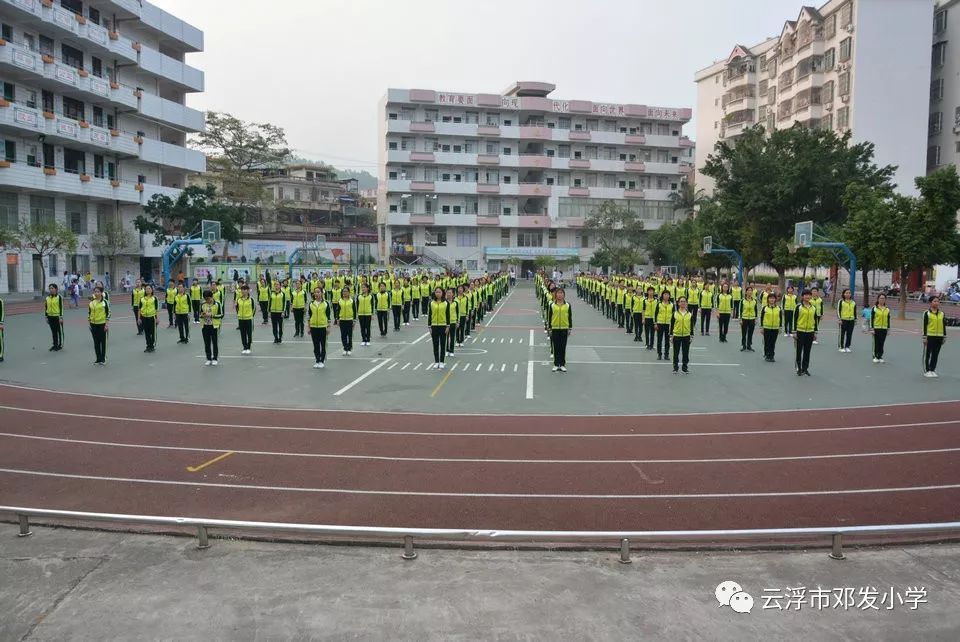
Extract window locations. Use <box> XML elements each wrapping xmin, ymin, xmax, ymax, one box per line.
<box><xmin>837</xmin><ymin>106</ymin><xmax>849</xmax><ymax>130</ymax></box>
<box><xmin>821</xmin><ymin>50</ymin><xmax>834</xmax><ymax>73</ymax></box>
<box><xmin>67</xmin><ymin>200</ymin><xmax>87</xmax><ymax>234</ymax></box>
<box><xmin>778</xmin><ymin>68</ymin><xmax>793</xmax><ymax>89</ymax></box>
<box><xmin>825</xmin><ymin>14</ymin><xmax>837</xmax><ymax>39</ymax></box>
<box><xmin>839</xmin><ymin>37</ymin><xmax>851</xmax><ymax>62</ymax></box>
<box><xmin>839</xmin><ymin>2</ymin><xmax>852</xmax><ymax>27</ymax></box>
<box><xmin>759</xmin><ymin>79</ymin><xmax>768</xmax><ymax>96</ymax></box>
<box><xmin>293</xmin><ymin>188</ymin><xmax>301</xmax><ymax>201</ymax></box>
<box><xmin>0</xmin><ymin>191</ymin><xmax>17</xmax><ymax>230</ymax></box>
<box><xmin>30</xmin><ymin>195</ymin><xmax>54</xmax><ymax>226</ymax></box>
<box><xmin>0</xmin><ymin>82</ymin><xmax>11</xmax><ymax>102</ymax></box>
<box><xmin>558</xmin><ymin>117</ymin><xmax>570</xmax><ymax>129</ymax></box>
<box><xmin>928</xmin><ymin>145</ymin><xmax>941</xmax><ymax>169</ymax></box>
<box><xmin>400</xmin><ymin>137</ymin><xmax>413</xmax><ymax>151</ymax></box>
<box><xmin>558</xmin><ymin>144</ymin><xmax>570</xmax><ymax>158</ymax></box>
<box><xmin>935</xmin><ymin>9</ymin><xmax>948</xmax><ymax>34</ymax></box>
<box><xmin>465</xmin><ymin>111</ymin><xmax>478</xmax><ymax>124</ymax></box>
<box><xmin>580</xmin><ymin>234</ymin><xmax>590</xmax><ymax>248</ymax></box>
<box><xmin>1</xmin><ymin>140</ymin><xmax>12</xmax><ymax>162</ymax></box>
<box><xmin>820</xmin><ymin>113</ymin><xmax>833</xmax><ymax>131</ymax></box>
<box><xmin>389</xmin><ymin>171</ymin><xmax>397</xmax><ymax>180</ymax></box>
<box><xmin>38</xmin><ymin>34</ymin><xmax>54</xmax><ymax>56</ymax></box>
<box><xmin>441</xmin><ymin>115</ymin><xmax>451</xmax><ymax>123</ymax></box>
<box><xmin>91</xmin><ymin>56</ymin><xmax>102</xmax><ymax>78</ymax></box>
<box><xmin>956</xmin><ymin>106</ymin><xmax>960</xmax><ymax>127</ymax></box>
<box><xmin>424</xmin><ymin>229</ymin><xmax>446</xmax><ymax>247</ymax></box>
<box><xmin>62</xmin><ymin>43</ymin><xmax>84</xmax><ymax>70</ymax></box>
<box><xmin>822</xmin><ymin>80</ymin><xmax>834</xmax><ymax>103</ymax></box>
<box><xmin>92</xmin><ymin>106</ymin><xmax>104</xmax><ymax>127</ymax></box>
<box><xmin>0</xmin><ymin>23</ymin><xmax>10</xmax><ymax>41</ymax></box>
<box><xmin>838</xmin><ymin>71</ymin><xmax>850</xmax><ymax>96</ymax></box>
<box><xmin>457</xmin><ymin>228</ymin><xmax>478</xmax><ymax>247</ymax></box>
<box><xmin>586</xmin><ymin>119</ymin><xmax>598</xmax><ymax>131</ymax></box>
<box><xmin>759</xmin><ymin>55</ymin><xmax>767</xmax><ymax>71</ymax></box>
<box><xmin>517</xmin><ymin>231</ymin><xmax>543</xmax><ymax>247</ymax></box>
<box><xmin>453</xmin><ymin>145</ymin><xmax>461</xmax><ymax>153</ymax></box>
<box><xmin>441</xmin><ymin>144</ymin><xmax>450</xmax><ymax>152</ymax></box>
<box><xmin>423</xmin><ymin>109</ymin><xmax>438</xmax><ymax>122</ymax></box>
<box><xmin>933</xmin><ymin>42</ymin><xmax>947</xmax><ymax>67</ymax></box>
<box><xmin>485</xmin><ymin>112</ymin><xmax>500</xmax><ymax>126</ymax></box>
<box><xmin>63</xmin><ymin>97</ymin><xmax>85</xmax><ymax>121</ymax></box>
<box><xmin>931</xmin><ymin>79</ymin><xmax>944</xmax><ymax>102</ymax></box>
<box><xmin>453</xmin><ymin>205</ymin><xmax>462</xmax><ymax>214</ymax></box>
<box><xmin>956</xmin><ymin>141</ymin><xmax>960</xmax><ymax>154</ymax></box>
<box><xmin>929</xmin><ymin>111</ymin><xmax>943</xmax><ymax>136</ymax></box>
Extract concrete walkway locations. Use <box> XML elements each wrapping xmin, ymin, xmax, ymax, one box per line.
<box><xmin>3</xmin><ymin>526</ymin><xmax>959</xmax><ymax>640</ymax></box>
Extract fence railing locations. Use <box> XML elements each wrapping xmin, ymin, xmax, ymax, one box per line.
<box><xmin>5</xmin><ymin>506</ymin><xmax>960</xmax><ymax>563</ymax></box>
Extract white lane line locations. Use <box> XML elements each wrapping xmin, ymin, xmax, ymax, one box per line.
<box><xmin>387</xmin><ymin>362</ymin><xmax>398</xmax><ymax>370</ymax></box>
<box><xmin>5</xmin><ymin>468</ymin><xmax>959</xmax><ymax>500</ymax></box>
<box><xmin>514</xmin><ymin>364</ymin><xmax>518</xmax><ymax>372</ymax></box>
<box><xmin>409</xmin><ymin>332</ymin><xmax>429</xmax><ymax>346</ymax></box>
<box><xmin>528</xmin><ymin>329</ymin><xmax>534</xmax><ymax>347</ymax></box>
<box><xmin>401</xmin><ymin>363</ymin><xmax>410</xmax><ymax>370</ymax></box>
<box><xmin>333</xmin><ymin>359</ymin><xmax>392</xmax><ymax>396</ymax></box>
<box><xmin>484</xmin><ymin>287</ymin><xmax>513</xmax><ymax>327</ymax></box>
<box><xmin>475</xmin><ymin>363</ymin><xmax>482</xmax><ymax>371</ymax></box>
<box><xmin>501</xmin><ymin>363</ymin><xmax>506</xmax><ymax>372</ymax></box>
<box><xmin>0</xmin><ymin>405</ymin><xmax>956</xmax><ymax>439</ymax></box>
<box><xmin>510</xmin><ymin>338</ymin><xmax>514</xmax><ymax>344</ymax></box>
<box><xmin>413</xmin><ymin>362</ymin><xmax>422</xmax><ymax>370</ymax></box>
<box><xmin>526</xmin><ymin>360</ymin><xmax>535</xmax><ymax>400</ymax></box>
<box><xmin>481</xmin><ymin>337</ymin><xmax>487</xmax><ymax>343</ymax></box>
<box><xmin>197</xmin><ymin>355</ymin><xmax>383</xmax><ymax>361</ymax></box>
<box><xmin>5</xmin><ymin>432</ymin><xmax>959</xmax><ymax>465</ymax></box>
<box><xmin>530</xmin><ymin>361</ymin><xmax>742</xmax><ymax>367</ymax></box>
<box><xmin>450</xmin><ymin>363</ymin><xmax>459</xmax><ymax>371</ymax></box>
<box><xmin>471</xmin><ymin>337</ymin><xmax>477</xmax><ymax>343</ymax></box>
<box><xmin>488</xmin><ymin>363</ymin><xmax>494</xmax><ymax>371</ymax></box>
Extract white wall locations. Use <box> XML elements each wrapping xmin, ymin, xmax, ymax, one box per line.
<box><xmin>852</xmin><ymin>0</ymin><xmax>934</xmax><ymax>195</ymax></box>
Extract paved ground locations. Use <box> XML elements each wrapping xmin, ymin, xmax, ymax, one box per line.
<box><xmin>3</xmin><ymin>526</ymin><xmax>959</xmax><ymax>641</ymax></box>
<box><xmin>0</xmin><ymin>282</ymin><xmax>954</xmax><ymax>414</ymax></box>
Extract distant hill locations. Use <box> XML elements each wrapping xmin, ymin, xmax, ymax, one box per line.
<box><xmin>336</xmin><ymin>169</ymin><xmax>377</xmax><ymax>190</ymax></box>
<box><xmin>285</xmin><ymin>155</ymin><xmax>377</xmax><ymax>190</ymax></box>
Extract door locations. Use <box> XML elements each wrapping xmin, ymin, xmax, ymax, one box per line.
<box><xmin>32</xmin><ymin>254</ymin><xmax>42</xmax><ymax>290</ymax></box>
<box><xmin>5</xmin><ymin>253</ymin><xmax>17</xmax><ymax>292</ymax></box>
<box><xmin>521</xmin><ymin>260</ymin><xmax>535</xmax><ymax>277</ymax></box>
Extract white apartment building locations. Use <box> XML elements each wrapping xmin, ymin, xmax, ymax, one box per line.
<box><xmin>0</xmin><ymin>0</ymin><xmax>205</xmax><ymax>293</ymax></box>
<box><xmin>378</xmin><ymin>81</ymin><xmax>693</xmax><ymax>274</ymax></box>
<box><xmin>694</xmin><ymin>0</ymin><xmax>933</xmax><ymax>196</ymax></box>
<box><xmin>929</xmin><ymin>0</ymin><xmax>960</xmax><ymax>172</ymax></box>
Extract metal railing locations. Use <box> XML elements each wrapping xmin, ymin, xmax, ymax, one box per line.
<box><xmin>5</xmin><ymin>507</ymin><xmax>960</xmax><ymax>563</ymax></box>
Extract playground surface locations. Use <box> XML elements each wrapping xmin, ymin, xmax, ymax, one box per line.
<box><xmin>0</xmin><ymin>282</ymin><xmax>957</xmax><ymax>538</ymax></box>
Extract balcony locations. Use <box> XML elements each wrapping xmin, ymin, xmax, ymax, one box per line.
<box><xmin>519</xmin><ymin>126</ymin><xmax>553</xmax><ymax>140</ymax></box>
<box><xmin>477</xmin><ymin>125</ymin><xmax>500</xmax><ymax>136</ymax></box>
<box><xmin>476</xmin><ymin>216</ymin><xmax>499</xmax><ymax>225</ymax></box>
<box><xmin>518</xmin><ymin>154</ymin><xmax>552</xmax><ymax>168</ymax></box>
<box><xmin>0</xmin><ymin>158</ymin><xmax>143</xmax><ymax>202</ymax></box>
<box><xmin>0</xmin><ymin>102</ymin><xmax>139</xmax><ymax>156</ymax></box>
<box><xmin>477</xmin><ymin>154</ymin><xmax>499</xmax><ymax>165</ymax></box>
<box><xmin>624</xmin><ymin>189</ymin><xmax>646</xmax><ymax>199</ymax></box>
<box><xmin>409</xmin><ymin>121</ymin><xmax>435</xmax><ymax>133</ymax></box>
<box><xmin>409</xmin><ymin>151</ymin><xmax>435</xmax><ymax>162</ymax></box>
<box><xmin>409</xmin><ymin>214</ymin><xmax>435</xmax><ymax>225</ymax></box>
<box><xmin>138</xmin><ymin>92</ymin><xmax>205</xmax><ymax>132</ymax></box>
<box><xmin>477</xmin><ymin>182</ymin><xmax>500</xmax><ymax>194</ymax></box>
<box><xmin>625</xmin><ymin>134</ymin><xmax>646</xmax><ymax>145</ymax></box>
<box><xmin>138</xmin><ymin>138</ymin><xmax>206</xmax><ymax>172</ymax></box>
<box><xmin>138</xmin><ymin>1</ymin><xmax>204</xmax><ymax>52</ymax></box>
<box><xmin>409</xmin><ymin>181</ymin><xmax>435</xmax><ymax>192</ymax></box>
<box><xmin>138</xmin><ymin>45</ymin><xmax>204</xmax><ymax>93</ymax></box>
<box><xmin>568</xmin><ymin>130</ymin><xmax>591</xmax><ymax>141</ymax></box>
<box><xmin>519</xmin><ymin>183</ymin><xmax>551</xmax><ymax>197</ymax></box>
<box><xmin>568</xmin><ymin>159</ymin><xmax>590</xmax><ymax>169</ymax></box>
<box><xmin>0</xmin><ymin>40</ymin><xmax>138</xmax><ymax>110</ymax></box>
<box><xmin>568</xmin><ymin>186</ymin><xmax>590</xmax><ymax>197</ymax></box>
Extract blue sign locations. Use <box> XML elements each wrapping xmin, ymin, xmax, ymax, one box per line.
<box><xmin>484</xmin><ymin>247</ymin><xmax>579</xmax><ymax>258</ymax></box>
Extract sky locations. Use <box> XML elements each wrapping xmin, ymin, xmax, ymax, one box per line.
<box><xmin>159</xmin><ymin>0</ymin><xmax>808</xmax><ymax>173</ymax></box>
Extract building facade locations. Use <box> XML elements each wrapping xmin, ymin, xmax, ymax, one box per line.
<box><xmin>378</xmin><ymin>81</ymin><xmax>693</xmax><ymax>274</ymax></box>
<box><xmin>929</xmin><ymin>0</ymin><xmax>960</xmax><ymax>173</ymax></box>
<box><xmin>0</xmin><ymin>0</ymin><xmax>205</xmax><ymax>293</ymax></box>
<box><xmin>694</xmin><ymin>0</ymin><xmax>933</xmax><ymax>196</ymax></box>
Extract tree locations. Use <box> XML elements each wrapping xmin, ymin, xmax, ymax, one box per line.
<box><xmin>135</xmin><ymin>184</ymin><xmax>244</xmax><ymax>248</ymax></box>
<box><xmin>584</xmin><ymin>200</ymin><xmax>646</xmax><ymax>272</ymax></box>
<box><xmin>0</xmin><ymin>226</ymin><xmax>16</xmax><ymax>249</ymax></box>
<box><xmin>91</xmin><ymin>220</ymin><xmax>137</xmax><ymax>283</ymax></box>
<box><xmin>889</xmin><ymin>167</ymin><xmax>960</xmax><ymax>318</ymax></box>
<box><xmin>701</xmin><ymin>124</ymin><xmax>895</xmax><ymax>289</ymax></box>
<box><xmin>842</xmin><ymin>183</ymin><xmax>900</xmax><ymax>306</ymax></box>
<box><xmin>194</xmin><ymin>111</ymin><xmax>290</xmax><ymax>226</ymax></box>
<box><xmin>668</xmin><ymin>182</ymin><xmax>707</xmax><ymax>219</ymax></box>
<box><xmin>15</xmin><ymin>220</ymin><xmax>77</xmax><ymax>290</ymax></box>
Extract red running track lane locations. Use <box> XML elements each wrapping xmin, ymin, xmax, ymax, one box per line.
<box><xmin>1</xmin><ymin>383</ymin><xmax>959</xmax><ymax>533</ymax></box>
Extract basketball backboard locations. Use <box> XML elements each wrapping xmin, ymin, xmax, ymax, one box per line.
<box><xmin>201</xmin><ymin>219</ymin><xmax>222</xmax><ymax>243</ymax></box>
<box><xmin>794</xmin><ymin>221</ymin><xmax>813</xmax><ymax>249</ymax></box>
<box><xmin>703</xmin><ymin>236</ymin><xmax>713</xmax><ymax>254</ymax></box>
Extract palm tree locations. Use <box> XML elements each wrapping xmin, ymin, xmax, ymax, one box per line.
<box><xmin>669</xmin><ymin>182</ymin><xmax>707</xmax><ymax>219</ymax></box>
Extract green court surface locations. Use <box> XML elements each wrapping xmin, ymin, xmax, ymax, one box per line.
<box><xmin>0</xmin><ymin>284</ymin><xmax>954</xmax><ymax>414</ymax></box>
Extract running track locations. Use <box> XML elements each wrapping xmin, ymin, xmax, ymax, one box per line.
<box><xmin>1</xmin><ymin>383</ymin><xmax>959</xmax><ymax>536</ymax></box>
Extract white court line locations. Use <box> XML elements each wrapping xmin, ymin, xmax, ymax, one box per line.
<box><xmin>413</xmin><ymin>363</ymin><xmax>422</xmax><ymax>370</ymax></box>
<box><xmin>481</xmin><ymin>337</ymin><xmax>487</xmax><ymax>343</ymax></box>
<box><xmin>526</xmin><ymin>361</ymin><xmax>535</xmax><ymax>400</ymax></box>
<box><xmin>514</xmin><ymin>364</ymin><xmax>518</xmax><ymax>372</ymax></box>
<box><xmin>462</xmin><ymin>362</ymin><xmax>471</xmax><ymax>370</ymax></box>
<box><xmin>450</xmin><ymin>363</ymin><xmax>459</xmax><ymax>371</ymax></box>
<box><xmin>387</xmin><ymin>362</ymin><xmax>398</xmax><ymax>370</ymax></box>
<box><xmin>510</xmin><ymin>338</ymin><xmax>514</xmax><ymax>344</ymax></box>
<box><xmin>333</xmin><ymin>359</ymin><xmax>392</xmax><ymax>396</ymax></box>
<box><xmin>1</xmin><ymin>404</ymin><xmax>955</xmax><ymax>439</ymax></box>
<box><xmin>534</xmin><ymin>361</ymin><xmax>742</xmax><ymax>367</ymax></box>
<box><xmin>475</xmin><ymin>363</ymin><xmax>482</xmax><ymax>371</ymax></box>
<box><xmin>198</xmin><ymin>355</ymin><xmax>382</xmax><ymax>362</ymax></box>
<box><xmin>409</xmin><ymin>332</ymin><xmax>429</xmax><ymax>346</ymax></box>
<box><xmin>501</xmin><ymin>364</ymin><xmax>506</xmax><ymax>372</ymax></box>
<box><xmin>3</xmin><ymin>468</ymin><xmax>959</xmax><ymax>500</ymax></box>
<box><xmin>488</xmin><ymin>363</ymin><xmax>494</xmax><ymax>371</ymax></box>
<box><xmin>401</xmin><ymin>363</ymin><xmax>410</xmax><ymax>370</ymax></box>
<box><xmin>5</xmin><ymin>432</ymin><xmax>959</xmax><ymax>465</ymax></box>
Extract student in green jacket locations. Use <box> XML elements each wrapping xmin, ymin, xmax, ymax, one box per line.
<box><xmin>870</xmin><ymin>293</ymin><xmax>891</xmax><ymax>363</ymax></box>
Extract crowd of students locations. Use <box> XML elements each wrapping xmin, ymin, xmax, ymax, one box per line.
<box><xmin>0</xmin><ymin>269</ymin><xmax>510</xmax><ymax>370</ymax></box>
<box><xmin>527</xmin><ymin>272</ymin><xmax>948</xmax><ymax>377</ymax></box>
<box><xmin>0</xmin><ymin>269</ymin><xmax>948</xmax><ymax>379</ymax></box>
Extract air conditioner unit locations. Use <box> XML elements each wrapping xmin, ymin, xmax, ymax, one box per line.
<box><xmin>825</xmin><ymin>104</ymin><xmax>833</xmax><ymax>111</ymax></box>
<box><xmin>844</xmin><ymin>24</ymin><xmax>854</xmax><ymax>33</ymax></box>
<box><xmin>841</xmin><ymin>96</ymin><xmax>850</xmax><ymax>103</ymax></box>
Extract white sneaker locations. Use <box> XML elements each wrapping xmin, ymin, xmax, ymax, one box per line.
<box><xmin>318</xmin><ymin>362</ymin><xmax>325</xmax><ymax>368</ymax></box>
<box><xmin>211</xmin><ymin>360</ymin><xmax>218</xmax><ymax>366</ymax></box>
<box><xmin>552</xmin><ymin>366</ymin><xmax>559</xmax><ymax>372</ymax></box>
<box><xmin>872</xmin><ymin>358</ymin><xmax>879</xmax><ymax>363</ymax></box>
<box><xmin>432</xmin><ymin>362</ymin><xmax>439</xmax><ymax>369</ymax></box>
<box><xmin>930</xmin><ymin>371</ymin><xmax>939</xmax><ymax>378</ymax></box>
<box><xmin>447</xmin><ymin>351</ymin><xmax>454</xmax><ymax>357</ymax></box>
<box><xmin>559</xmin><ymin>366</ymin><xmax>567</xmax><ymax>372</ymax></box>
<box><xmin>813</xmin><ymin>340</ymin><xmax>819</xmax><ymax>345</ymax></box>
<box><xmin>204</xmin><ymin>360</ymin><xmax>212</xmax><ymax>366</ymax></box>
<box><xmin>879</xmin><ymin>358</ymin><xmax>885</xmax><ymax>363</ymax></box>
<box><xmin>343</xmin><ymin>350</ymin><xmax>349</xmax><ymax>356</ymax></box>
<box><xmin>404</xmin><ymin>322</ymin><xmax>409</xmax><ymax>326</ymax></box>
<box><xmin>838</xmin><ymin>348</ymin><xmax>845</xmax><ymax>353</ymax></box>
<box><xmin>313</xmin><ymin>362</ymin><xmax>321</xmax><ymax>369</ymax></box>
<box><xmin>439</xmin><ymin>362</ymin><xmax>445</xmax><ymax>369</ymax></box>
<box><xmin>923</xmin><ymin>371</ymin><xmax>934</xmax><ymax>378</ymax></box>
<box><xmin>347</xmin><ymin>351</ymin><xmax>352</xmax><ymax>356</ymax></box>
